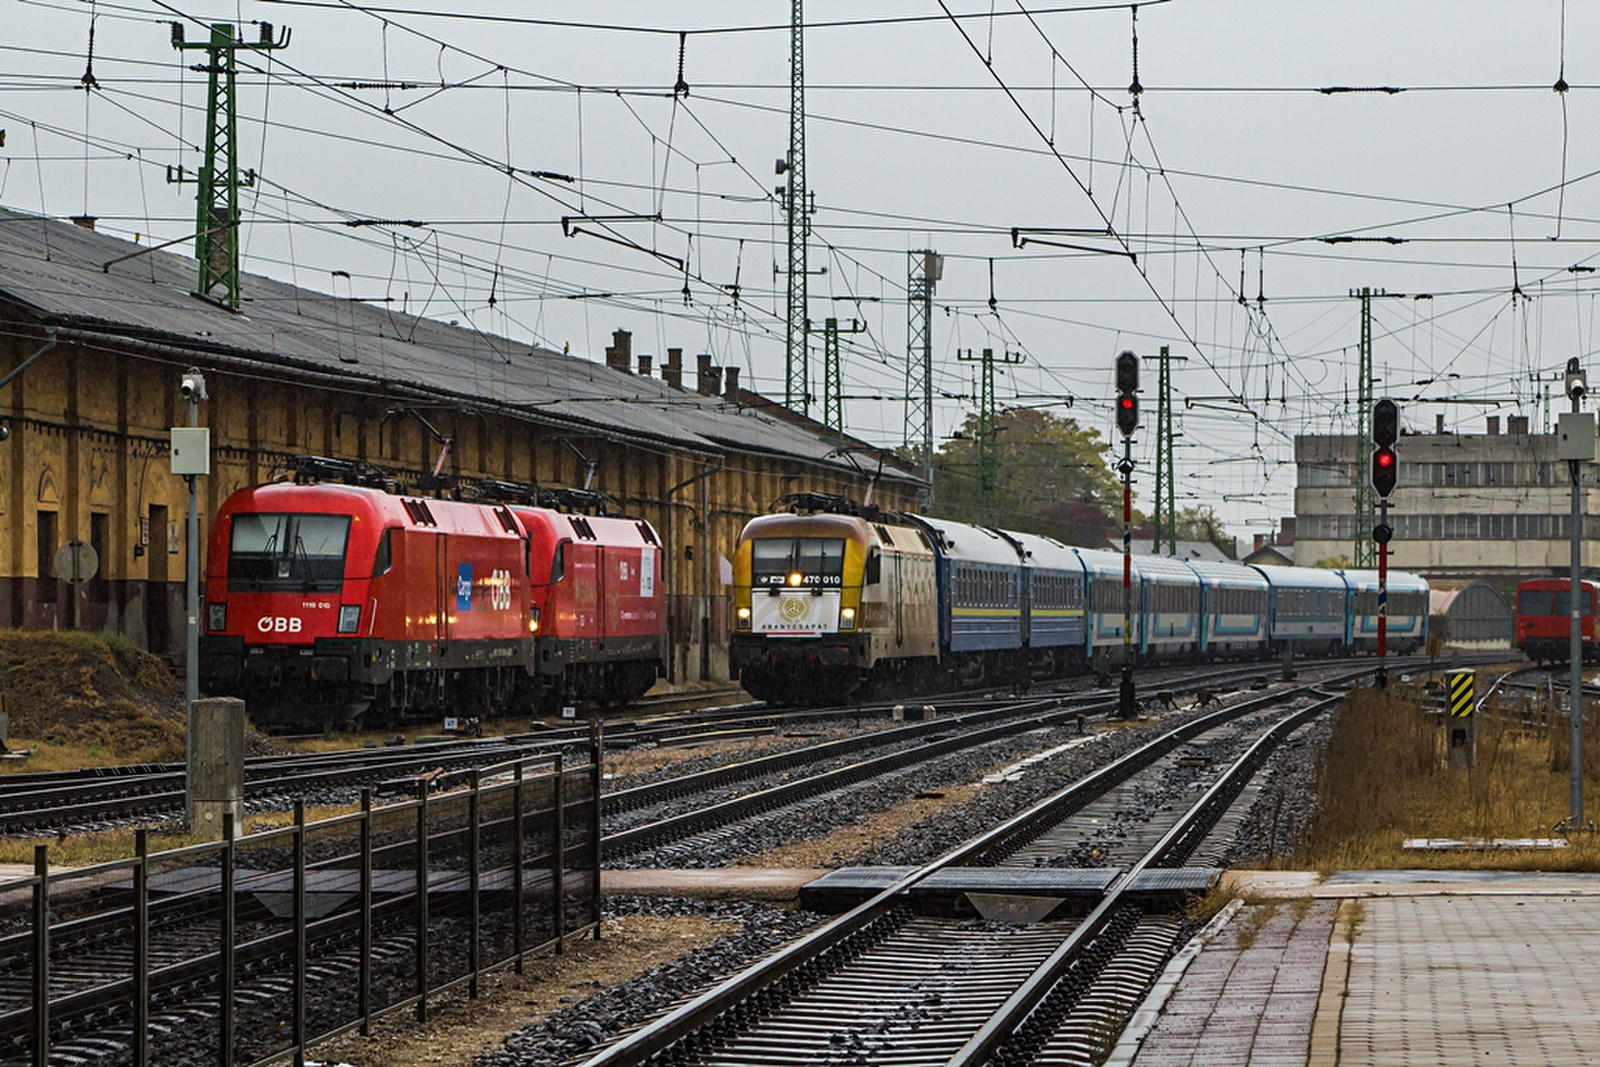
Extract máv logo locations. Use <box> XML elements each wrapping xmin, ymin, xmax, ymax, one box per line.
<box><xmin>456</xmin><ymin>563</ymin><xmax>474</xmax><ymax>611</ymax></box>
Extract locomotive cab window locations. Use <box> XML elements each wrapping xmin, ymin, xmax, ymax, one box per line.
<box><xmin>751</xmin><ymin>537</ymin><xmax>846</xmax><ymax>587</ymax></box>
<box><xmin>228</xmin><ymin>513</ymin><xmax>351</xmax><ymax>593</ymax></box>
<box><xmin>864</xmin><ymin>548</ymin><xmax>881</xmax><ymax>585</ymax></box>
<box><xmin>372</xmin><ymin>527</ymin><xmax>395</xmax><ymax>577</ymax></box>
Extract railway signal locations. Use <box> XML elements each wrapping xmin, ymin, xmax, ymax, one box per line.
<box><xmin>1371</xmin><ymin>397</ymin><xmax>1398</xmax><ymax>498</ymax></box>
<box><xmin>1114</xmin><ymin>350</ymin><xmax>1139</xmax><ymax>717</ymax></box>
<box><xmin>1369</xmin><ymin>397</ymin><xmax>1399</xmax><ymax>688</ymax></box>
<box><xmin>1115</xmin><ymin>350</ymin><xmax>1140</xmax><ymax>437</ymax></box>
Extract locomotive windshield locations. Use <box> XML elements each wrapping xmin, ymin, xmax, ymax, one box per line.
<box><xmin>228</xmin><ymin>513</ymin><xmax>351</xmax><ymax>593</ymax></box>
<box><xmin>1519</xmin><ymin>587</ymin><xmax>1594</xmax><ymax>616</ymax></box>
<box><xmin>751</xmin><ymin>537</ymin><xmax>846</xmax><ymax>587</ymax></box>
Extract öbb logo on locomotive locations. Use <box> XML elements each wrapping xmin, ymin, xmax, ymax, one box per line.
<box><xmin>256</xmin><ymin>616</ymin><xmax>304</xmax><ymax>634</ymax></box>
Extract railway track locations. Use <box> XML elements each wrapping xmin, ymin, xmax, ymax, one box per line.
<box><xmin>0</xmin><ymin>653</ymin><xmax>1492</xmax><ymax>1065</ymax></box>
<box><xmin>0</xmin><ymin>658</ymin><xmax>1315</xmax><ymax>838</ymax></box>
<box><xmin>572</xmin><ymin>672</ymin><xmax>1356</xmax><ymax>1067</ymax></box>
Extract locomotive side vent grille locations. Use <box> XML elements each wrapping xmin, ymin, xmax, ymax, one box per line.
<box><xmin>569</xmin><ymin>516</ymin><xmax>598</xmax><ymax>540</ymax></box>
<box><xmin>493</xmin><ymin>506</ymin><xmax>520</xmax><ymax>534</ymax></box>
<box><xmin>635</xmin><ymin>521</ymin><xmax>661</xmax><ymax>547</ymax></box>
<box><xmin>402</xmin><ymin>498</ymin><xmax>438</xmax><ymax>526</ymax></box>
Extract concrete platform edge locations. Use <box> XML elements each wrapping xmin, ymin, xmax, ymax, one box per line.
<box><xmin>1103</xmin><ymin>897</ymin><xmax>1245</xmax><ymax>1067</ymax></box>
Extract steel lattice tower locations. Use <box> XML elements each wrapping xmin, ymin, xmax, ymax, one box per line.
<box><xmin>782</xmin><ymin>0</ymin><xmax>810</xmax><ymax>415</ymax></box>
<box><xmin>959</xmin><ymin>346</ymin><xmax>1022</xmax><ymax>525</ymax></box>
<box><xmin>170</xmin><ymin>22</ymin><xmax>287</xmax><ymax>311</ymax></box>
<box><xmin>905</xmin><ymin>250</ymin><xmax>940</xmax><ymax>497</ymax></box>
<box><xmin>822</xmin><ymin>316</ymin><xmax>863</xmax><ymax>439</ymax></box>
<box><xmin>1353</xmin><ymin>287</ymin><xmax>1376</xmax><ymax>568</ymax></box>
<box><xmin>1154</xmin><ymin>345</ymin><xmax>1177</xmax><ymax>556</ymax></box>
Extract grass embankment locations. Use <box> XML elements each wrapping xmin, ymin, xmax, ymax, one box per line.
<box><xmin>0</xmin><ymin>803</ymin><xmax>367</xmax><ymax>867</ymax></box>
<box><xmin>1297</xmin><ymin>680</ymin><xmax>1600</xmax><ymax>871</ymax></box>
<box><xmin>0</xmin><ymin>630</ymin><xmax>186</xmax><ymax>771</ymax></box>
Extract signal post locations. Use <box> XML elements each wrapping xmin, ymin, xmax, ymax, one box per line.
<box><xmin>1115</xmin><ymin>351</ymin><xmax>1139</xmax><ymax>718</ymax></box>
<box><xmin>1370</xmin><ymin>398</ymin><xmax>1399</xmax><ymax>689</ymax></box>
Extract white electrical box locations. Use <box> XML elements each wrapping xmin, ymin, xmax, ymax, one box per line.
<box><xmin>170</xmin><ymin>426</ymin><xmax>211</xmax><ymax>475</ymax></box>
<box><xmin>1557</xmin><ymin>412</ymin><xmax>1596</xmax><ymax>463</ymax></box>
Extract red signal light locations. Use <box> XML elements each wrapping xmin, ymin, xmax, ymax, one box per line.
<box><xmin>1372</xmin><ymin>444</ymin><xmax>1398</xmax><ymax>496</ymax></box>
<box><xmin>1119</xmin><ymin>397</ymin><xmax>1134</xmax><ymax>410</ymax></box>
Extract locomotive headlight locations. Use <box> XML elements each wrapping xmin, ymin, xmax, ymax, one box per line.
<box><xmin>338</xmin><ymin>604</ymin><xmax>362</xmax><ymax>634</ymax></box>
<box><xmin>840</xmin><ymin>606</ymin><xmax>856</xmax><ymax>629</ymax></box>
<box><xmin>737</xmin><ymin>605</ymin><xmax>751</xmax><ymax>630</ymax></box>
<box><xmin>529</xmin><ymin>606</ymin><xmax>541</xmax><ymax>634</ymax></box>
<box><xmin>788</xmin><ymin>572</ymin><xmax>802</xmax><ymax>587</ymax></box>
<box><xmin>207</xmin><ymin>603</ymin><xmax>226</xmax><ymax>632</ymax></box>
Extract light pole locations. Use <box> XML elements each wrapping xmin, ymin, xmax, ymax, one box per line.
<box><xmin>1558</xmin><ymin>358</ymin><xmax>1592</xmax><ymax>830</ymax></box>
<box><xmin>170</xmin><ymin>369</ymin><xmax>210</xmax><ymax>820</ymax></box>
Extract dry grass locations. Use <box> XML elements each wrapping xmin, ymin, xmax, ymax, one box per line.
<box><xmin>1295</xmin><ymin>681</ymin><xmax>1600</xmax><ymax>871</ymax></box>
<box><xmin>0</xmin><ymin>803</ymin><xmax>366</xmax><ymax>868</ymax></box>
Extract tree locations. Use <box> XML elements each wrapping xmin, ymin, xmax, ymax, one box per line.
<box><xmin>1168</xmin><ymin>505</ymin><xmax>1231</xmax><ymax>553</ymax></box>
<box><xmin>930</xmin><ymin>407</ymin><xmax>1124</xmax><ymax>544</ymax></box>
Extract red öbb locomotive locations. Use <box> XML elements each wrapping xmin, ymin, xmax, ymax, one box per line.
<box><xmin>1514</xmin><ymin>577</ymin><xmax>1598</xmax><ymax>664</ymax></box>
<box><xmin>200</xmin><ymin>475</ymin><xmax>665</xmax><ymax>727</ymax></box>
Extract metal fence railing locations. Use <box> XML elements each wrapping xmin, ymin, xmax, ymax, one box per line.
<box><xmin>0</xmin><ymin>723</ymin><xmax>604</xmax><ymax>1067</ymax></box>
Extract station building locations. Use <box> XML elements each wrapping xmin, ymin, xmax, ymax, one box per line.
<box><xmin>1294</xmin><ymin>415</ymin><xmax>1599</xmax><ymax>593</ymax></box>
<box><xmin>0</xmin><ymin>207</ymin><xmax>923</xmax><ymax>684</ymax></box>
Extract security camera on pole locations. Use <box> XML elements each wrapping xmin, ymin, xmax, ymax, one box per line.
<box><xmin>1370</xmin><ymin>398</ymin><xmax>1399</xmax><ymax>690</ymax></box>
<box><xmin>1115</xmin><ymin>351</ymin><xmax>1139</xmax><ymax>718</ymax></box>
<box><xmin>1557</xmin><ymin>357</ymin><xmax>1593</xmax><ymax>831</ymax></box>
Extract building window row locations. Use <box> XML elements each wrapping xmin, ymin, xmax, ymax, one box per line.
<box><xmin>1299</xmin><ymin>512</ymin><xmax>1600</xmax><ymax>541</ymax></box>
<box><xmin>1301</xmin><ymin>460</ymin><xmax>1583</xmax><ymax>490</ymax></box>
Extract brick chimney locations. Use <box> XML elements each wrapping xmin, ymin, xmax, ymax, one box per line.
<box><xmin>1509</xmin><ymin>414</ymin><xmax>1530</xmax><ymax>435</ymax></box>
<box><xmin>1279</xmin><ymin>516</ymin><xmax>1295</xmax><ymax>545</ymax></box>
<box><xmin>1435</xmin><ymin>413</ymin><xmax>1446</xmax><ymax>434</ymax></box>
<box><xmin>696</xmin><ymin>353</ymin><xmax>717</xmax><ymax>396</ymax></box>
<box><xmin>638</xmin><ymin>354</ymin><xmax>653</xmax><ymax>377</ymax></box>
<box><xmin>605</xmin><ymin>328</ymin><xmax>633</xmax><ymax>373</ymax></box>
<box><xmin>723</xmin><ymin>366</ymin><xmax>741</xmax><ymax>399</ymax></box>
<box><xmin>1486</xmin><ymin>415</ymin><xmax>1500</xmax><ymax>435</ymax></box>
<box><xmin>663</xmin><ymin>348</ymin><xmax>684</xmax><ymax>390</ymax></box>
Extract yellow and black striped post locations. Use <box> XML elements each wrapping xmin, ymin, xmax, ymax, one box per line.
<box><xmin>1448</xmin><ymin>670</ymin><xmax>1475</xmax><ymax>768</ymax></box>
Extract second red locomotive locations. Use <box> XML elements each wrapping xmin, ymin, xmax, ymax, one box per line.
<box><xmin>1515</xmin><ymin>577</ymin><xmax>1598</xmax><ymax>664</ymax></box>
<box><xmin>200</xmin><ymin>474</ymin><xmax>665</xmax><ymax>727</ymax></box>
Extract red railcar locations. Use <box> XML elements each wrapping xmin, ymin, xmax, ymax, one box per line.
<box><xmin>511</xmin><ymin>507</ymin><xmax>665</xmax><ymax>708</ymax></box>
<box><xmin>1514</xmin><ymin>578</ymin><xmax>1598</xmax><ymax>664</ymax></box>
<box><xmin>200</xmin><ymin>481</ymin><xmax>665</xmax><ymax>727</ymax></box>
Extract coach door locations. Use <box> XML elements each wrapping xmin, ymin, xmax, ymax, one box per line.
<box><xmin>892</xmin><ymin>551</ymin><xmax>905</xmax><ymax>647</ymax></box>
<box><xmin>436</xmin><ymin>534</ymin><xmax>450</xmax><ymax>642</ymax></box>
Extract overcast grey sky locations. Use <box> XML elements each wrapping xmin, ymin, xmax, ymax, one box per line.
<box><xmin>5</xmin><ymin>0</ymin><xmax>1598</xmax><ymax>538</ymax></box>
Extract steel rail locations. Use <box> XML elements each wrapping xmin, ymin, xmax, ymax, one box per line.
<box><xmin>576</xmin><ymin>668</ymin><xmax>1372</xmax><ymax>1067</ymax></box>
<box><xmin>946</xmin><ymin>687</ymin><xmax>1344</xmax><ymax>1067</ymax></box>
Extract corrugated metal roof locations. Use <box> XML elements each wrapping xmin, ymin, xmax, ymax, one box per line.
<box><xmin>0</xmin><ymin>208</ymin><xmax>919</xmax><ymax>485</ymax></box>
